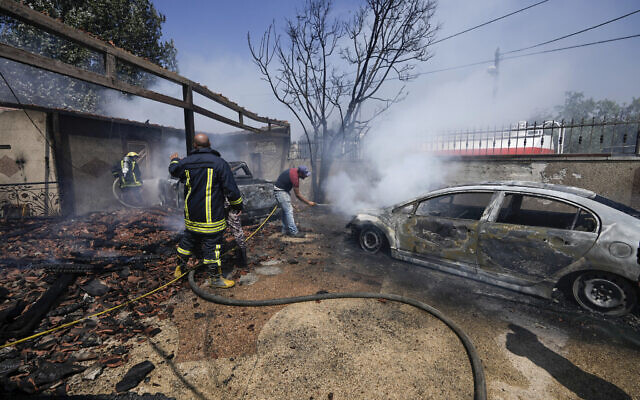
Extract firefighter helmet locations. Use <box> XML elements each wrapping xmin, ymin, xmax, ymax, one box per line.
<box><xmin>126</xmin><ymin>152</ymin><xmax>139</xmax><ymax>157</ymax></box>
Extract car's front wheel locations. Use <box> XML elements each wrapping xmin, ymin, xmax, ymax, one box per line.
<box><xmin>358</xmin><ymin>226</ymin><xmax>386</xmax><ymax>254</ymax></box>
<box><xmin>572</xmin><ymin>271</ymin><xmax>637</xmax><ymax>316</ymax></box>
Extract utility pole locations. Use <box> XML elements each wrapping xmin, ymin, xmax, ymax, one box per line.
<box><xmin>488</xmin><ymin>47</ymin><xmax>500</xmax><ymax>99</ymax></box>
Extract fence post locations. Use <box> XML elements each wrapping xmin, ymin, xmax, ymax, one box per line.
<box><xmin>635</xmin><ymin>122</ymin><xmax>640</xmax><ymax>155</ymax></box>
<box><xmin>577</xmin><ymin>118</ymin><xmax>584</xmax><ymax>153</ymax></box>
<box><xmin>546</xmin><ymin>121</ymin><xmax>551</xmax><ymax>153</ymax></box>
<box><xmin>609</xmin><ymin>113</ymin><xmax>619</xmax><ymax>153</ymax></box>
<box><xmin>565</xmin><ymin>119</ymin><xmax>572</xmax><ymax>154</ymax></box>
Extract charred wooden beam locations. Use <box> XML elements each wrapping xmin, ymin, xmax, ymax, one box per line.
<box><xmin>0</xmin><ymin>0</ymin><xmax>289</xmax><ymax>130</ymax></box>
<box><xmin>183</xmin><ymin>85</ymin><xmax>194</xmax><ymax>152</ymax></box>
<box><xmin>0</xmin><ymin>43</ymin><xmax>272</xmax><ymax>133</ymax></box>
<box><xmin>0</xmin><ymin>273</ymin><xmax>75</xmax><ymax>342</ymax></box>
<box><xmin>0</xmin><ymin>43</ymin><xmax>187</xmax><ymax>108</ymax></box>
<box><xmin>192</xmin><ymin>104</ymin><xmax>261</xmax><ymax>133</ymax></box>
<box><xmin>104</xmin><ymin>53</ymin><xmax>116</xmax><ymax>79</ymax></box>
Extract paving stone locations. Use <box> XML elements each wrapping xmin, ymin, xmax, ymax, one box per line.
<box><xmin>237</xmin><ymin>272</ymin><xmax>259</xmax><ymax>286</ymax></box>
<box><xmin>82</xmin><ymin>363</ymin><xmax>103</xmax><ymax>380</ymax></box>
<box><xmin>255</xmin><ymin>266</ymin><xmax>283</xmax><ymax>276</ymax></box>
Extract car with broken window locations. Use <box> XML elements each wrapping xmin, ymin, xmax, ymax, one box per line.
<box><xmin>160</xmin><ymin>161</ymin><xmax>278</xmax><ymax>225</ymax></box>
<box><xmin>348</xmin><ymin>182</ymin><xmax>640</xmax><ymax>316</ymax></box>
<box><xmin>227</xmin><ymin>161</ymin><xmax>279</xmax><ymax>224</ymax></box>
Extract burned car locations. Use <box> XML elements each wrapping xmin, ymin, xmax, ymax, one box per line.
<box><xmin>160</xmin><ymin>161</ymin><xmax>277</xmax><ymax>225</ymax></box>
<box><xmin>348</xmin><ymin>182</ymin><xmax>640</xmax><ymax>316</ymax></box>
<box><xmin>228</xmin><ymin>161</ymin><xmax>279</xmax><ymax>224</ymax></box>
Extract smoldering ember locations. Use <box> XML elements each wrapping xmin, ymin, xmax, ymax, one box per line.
<box><xmin>1</xmin><ymin>1</ymin><xmax>640</xmax><ymax>399</ymax></box>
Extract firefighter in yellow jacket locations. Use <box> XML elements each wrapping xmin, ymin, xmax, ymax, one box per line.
<box><xmin>112</xmin><ymin>152</ymin><xmax>143</xmax><ymax>205</ymax></box>
<box><xmin>169</xmin><ymin>134</ymin><xmax>243</xmax><ymax>288</ymax></box>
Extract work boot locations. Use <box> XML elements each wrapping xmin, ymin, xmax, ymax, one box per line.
<box><xmin>239</xmin><ymin>248</ymin><xmax>248</xmax><ymax>268</ymax></box>
<box><xmin>210</xmin><ymin>274</ymin><xmax>235</xmax><ymax>288</ymax></box>
<box><xmin>208</xmin><ymin>265</ymin><xmax>235</xmax><ymax>288</ymax></box>
<box><xmin>174</xmin><ymin>255</ymin><xmax>188</xmax><ymax>278</ymax></box>
<box><xmin>287</xmin><ymin>231</ymin><xmax>305</xmax><ymax>238</ymax></box>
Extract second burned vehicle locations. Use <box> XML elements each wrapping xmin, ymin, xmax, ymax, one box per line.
<box><xmin>161</xmin><ymin>161</ymin><xmax>278</xmax><ymax>225</ymax></box>
<box><xmin>348</xmin><ymin>182</ymin><xmax>640</xmax><ymax>316</ymax></box>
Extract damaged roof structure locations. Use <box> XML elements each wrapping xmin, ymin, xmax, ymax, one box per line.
<box><xmin>0</xmin><ymin>0</ymin><xmax>291</xmax><ymax>218</ymax></box>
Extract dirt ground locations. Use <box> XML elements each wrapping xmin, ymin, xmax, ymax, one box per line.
<box><xmin>4</xmin><ymin>206</ymin><xmax>640</xmax><ymax>399</ymax></box>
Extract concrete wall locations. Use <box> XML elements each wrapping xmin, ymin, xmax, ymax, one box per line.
<box><xmin>59</xmin><ymin>114</ymin><xmax>149</xmax><ymax>215</ymax></box>
<box><xmin>212</xmin><ymin>128</ymin><xmax>290</xmax><ymax>182</ymax></box>
<box><xmin>0</xmin><ymin>108</ymin><xmax>290</xmax><ymax>216</ymax></box>
<box><xmin>441</xmin><ymin>156</ymin><xmax>640</xmax><ymax>209</ymax></box>
<box><xmin>318</xmin><ymin>155</ymin><xmax>640</xmax><ymax>209</ymax></box>
<box><xmin>0</xmin><ymin>110</ymin><xmax>59</xmax><ymax>216</ymax></box>
<box><xmin>55</xmin><ymin>113</ymin><xmax>289</xmax><ymax>215</ymax></box>
<box><xmin>0</xmin><ymin>110</ymin><xmax>56</xmax><ymax>184</ymax></box>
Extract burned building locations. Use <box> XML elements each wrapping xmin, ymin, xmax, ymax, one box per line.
<box><xmin>0</xmin><ymin>107</ymin><xmax>290</xmax><ymax>217</ymax></box>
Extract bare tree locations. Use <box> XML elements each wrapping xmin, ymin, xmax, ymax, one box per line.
<box><xmin>249</xmin><ymin>0</ymin><xmax>438</xmax><ymax>201</ymax></box>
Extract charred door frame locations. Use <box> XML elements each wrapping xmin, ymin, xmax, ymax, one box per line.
<box><xmin>47</xmin><ymin>112</ymin><xmax>74</xmax><ymax>216</ymax></box>
<box><xmin>395</xmin><ymin>190</ymin><xmax>498</xmax><ymax>271</ymax></box>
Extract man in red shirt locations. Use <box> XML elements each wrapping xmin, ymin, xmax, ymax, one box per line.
<box><xmin>273</xmin><ymin>166</ymin><xmax>316</xmax><ymax>237</ymax></box>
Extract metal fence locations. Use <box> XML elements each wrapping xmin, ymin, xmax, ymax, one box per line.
<box><xmin>290</xmin><ymin>118</ymin><xmax>640</xmax><ymax>160</ymax></box>
<box><xmin>422</xmin><ymin>118</ymin><xmax>640</xmax><ymax>156</ymax></box>
<box><xmin>0</xmin><ymin>181</ymin><xmax>61</xmax><ymax>218</ymax></box>
<box><xmin>288</xmin><ymin>139</ymin><xmax>361</xmax><ymax>160</ymax></box>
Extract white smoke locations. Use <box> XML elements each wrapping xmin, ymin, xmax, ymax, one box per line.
<box><xmin>325</xmin><ymin>57</ymin><xmax>572</xmax><ymax>216</ymax></box>
<box><xmin>101</xmin><ymin>54</ymin><xmax>291</xmax><ymax>135</ymax></box>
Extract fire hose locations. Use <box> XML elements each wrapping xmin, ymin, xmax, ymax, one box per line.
<box><xmin>1</xmin><ymin>204</ymin><xmax>487</xmax><ymax>400</ymax></box>
<box><xmin>188</xmin><ymin>211</ymin><xmax>487</xmax><ymax>400</ymax></box>
<box><xmin>0</xmin><ymin>206</ymin><xmax>279</xmax><ymax>350</ymax></box>
<box><xmin>112</xmin><ymin>178</ymin><xmax>145</xmax><ymax>209</ymax></box>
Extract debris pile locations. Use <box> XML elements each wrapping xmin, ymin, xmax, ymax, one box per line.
<box><xmin>0</xmin><ymin>208</ymin><xmax>259</xmax><ymax>396</ymax></box>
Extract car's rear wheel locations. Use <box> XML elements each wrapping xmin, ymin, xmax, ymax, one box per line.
<box><xmin>358</xmin><ymin>226</ymin><xmax>386</xmax><ymax>254</ymax></box>
<box><xmin>572</xmin><ymin>271</ymin><xmax>637</xmax><ymax>316</ymax></box>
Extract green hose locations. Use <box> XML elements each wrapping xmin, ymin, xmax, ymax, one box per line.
<box><xmin>188</xmin><ymin>270</ymin><xmax>487</xmax><ymax>400</ymax></box>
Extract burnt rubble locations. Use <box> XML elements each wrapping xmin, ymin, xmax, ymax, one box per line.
<box><xmin>0</xmin><ymin>208</ymin><xmax>258</xmax><ymax>396</ymax></box>
<box><xmin>115</xmin><ymin>361</ymin><xmax>155</xmax><ymax>393</ymax></box>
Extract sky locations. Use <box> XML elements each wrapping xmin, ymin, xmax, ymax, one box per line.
<box><xmin>136</xmin><ymin>0</ymin><xmax>640</xmax><ymax>138</ymax></box>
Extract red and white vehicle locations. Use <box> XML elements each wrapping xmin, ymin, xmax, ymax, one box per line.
<box><xmin>424</xmin><ymin>121</ymin><xmax>565</xmax><ymax>156</ymax></box>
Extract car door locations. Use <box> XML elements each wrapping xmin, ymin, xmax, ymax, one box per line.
<box><xmin>477</xmin><ymin>192</ymin><xmax>599</xmax><ymax>282</ymax></box>
<box><xmin>396</xmin><ymin>191</ymin><xmax>495</xmax><ymax>266</ymax></box>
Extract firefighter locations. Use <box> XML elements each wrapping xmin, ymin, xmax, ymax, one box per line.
<box><xmin>112</xmin><ymin>152</ymin><xmax>143</xmax><ymax>205</ymax></box>
<box><xmin>169</xmin><ymin>134</ymin><xmax>243</xmax><ymax>288</ymax></box>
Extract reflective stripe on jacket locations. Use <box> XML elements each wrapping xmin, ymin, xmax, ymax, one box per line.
<box><xmin>169</xmin><ymin>148</ymin><xmax>243</xmax><ymax>234</ymax></box>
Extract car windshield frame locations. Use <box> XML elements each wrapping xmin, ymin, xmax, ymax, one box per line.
<box><xmin>392</xmin><ymin>189</ymin><xmax>497</xmax><ymax>219</ymax></box>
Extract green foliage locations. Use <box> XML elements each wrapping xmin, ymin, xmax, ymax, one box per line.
<box><xmin>0</xmin><ymin>0</ymin><xmax>177</xmax><ymax>112</ymax></box>
<box><xmin>553</xmin><ymin>91</ymin><xmax>639</xmax><ymax>122</ymax></box>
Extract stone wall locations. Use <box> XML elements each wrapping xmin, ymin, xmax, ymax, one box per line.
<box><xmin>442</xmin><ymin>156</ymin><xmax>640</xmax><ymax>209</ymax></box>
<box><xmin>298</xmin><ymin>155</ymin><xmax>640</xmax><ymax>209</ymax></box>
